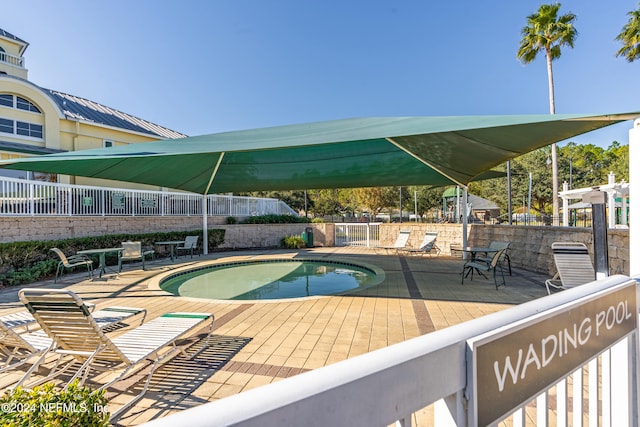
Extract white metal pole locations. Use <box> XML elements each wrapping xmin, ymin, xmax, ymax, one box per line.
<box><xmin>629</xmin><ymin>119</ymin><xmax>640</xmax><ymax>276</ymax></box>
<box><xmin>462</xmin><ymin>186</ymin><xmax>468</xmax><ymax>260</ymax></box>
<box><xmin>202</xmin><ymin>195</ymin><xmax>209</xmax><ymax>255</ymax></box>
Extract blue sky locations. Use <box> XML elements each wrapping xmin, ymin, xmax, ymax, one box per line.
<box><xmin>4</xmin><ymin>0</ymin><xmax>639</xmax><ymax>148</ymax></box>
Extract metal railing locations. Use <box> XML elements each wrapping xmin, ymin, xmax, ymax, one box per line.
<box><xmin>335</xmin><ymin>222</ymin><xmax>381</xmax><ymax>247</ymax></box>
<box><xmin>142</xmin><ymin>275</ymin><xmax>639</xmax><ymax>427</ymax></box>
<box><xmin>0</xmin><ymin>176</ymin><xmax>297</xmax><ymax>217</ymax></box>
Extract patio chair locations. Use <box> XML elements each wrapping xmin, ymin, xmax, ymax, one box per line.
<box><xmin>474</xmin><ymin>241</ymin><xmax>512</xmax><ymax>275</ymax></box>
<box><xmin>401</xmin><ymin>231</ymin><xmax>441</xmax><ymax>256</ymax></box>
<box><xmin>378</xmin><ymin>230</ymin><xmax>411</xmax><ymax>254</ymax></box>
<box><xmin>50</xmin><ymin>247</ymin><xmax>93</xmax><ymax>283</ymax></box>
<box><xmin>545</xmin><ymin>242</ymin><xmax>595</xmax><ymax>294</ymax></box>
<box><xmin>118</xmin><ymin>241</ymin><xmax>155</xmax><ymax>271</ymax></box>
<box><xmin>461</xmin><ymin>247</ymin><xmax>508</xmax><ymax>289</ymax></box>
<box><xmin>1</xmin><ymin>297</ymin><xmax>146</xmax><ymax>377</ymax></box>
<box><xmin>176</xmin><ymin>235</ymin><xmax>199</xmax><ymax>258</ymax></box>
<box><xmin>17</xmin><ymin>288</ymin><xmax>213</xmax><ymax>419</ymax></box>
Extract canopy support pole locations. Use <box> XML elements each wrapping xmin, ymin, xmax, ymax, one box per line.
<box><xmin>629</xmin><ymin>119</ymin><xmax>640</xmax><ymax>276</ymax></box>
<box><xmin>202</xmin><ymin>195</ymin><xmax>208</xmax><ymax>255</ymax></box>
<box><xmin>462</xmin><ymin>186</ymin><xmax>468</xmax><ymax>260</ymax></box>
<box><xmin>201</xmin><ymin>153</ymin><xmax>226</xmax><ymax>256</ymax></box>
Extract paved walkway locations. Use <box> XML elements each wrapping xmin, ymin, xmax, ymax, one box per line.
<box><xmin>0</xmin><ymin>247</ymin><xmax>550</xmax><ymax>426</ymax></box>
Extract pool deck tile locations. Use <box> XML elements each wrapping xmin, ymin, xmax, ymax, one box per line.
<box><xmin>0</xmin><ymin>246</ymin><xmax>550</xmax><ymax>426</ymax></box>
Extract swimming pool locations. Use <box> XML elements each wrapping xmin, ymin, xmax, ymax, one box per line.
<box><xmin>159</xmin><ymin>259</ymin><xmax>383</xmax><ymax>301</ymax></box>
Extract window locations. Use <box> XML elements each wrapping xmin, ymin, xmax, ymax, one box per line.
<box><xmin>0</xmin><ymin>117</ymin><xmax>12</xmax><ymax>134</ymax></box>
<box><xmin>16</xmin><ymin>121</ymin><xmax>43</xmax><ymax>138</ymax></box>
<box><xmin>104</xmin><ymin>140</ymin><xmax>114</xmax><ymax>148</ymax></box>
<box><xmin>16</xmin><ymin>97</ymin><xmax>41</xmax><ymax>113</ymax></box>
<box><xmin>0</xmin><ymin>117</ymin><xmax>44</xmax><ymax>139</ymax></box>
<box><xmin>0</xmin><ymin>47</ymin><xmax>5</xmax><ymax>62</ymax></box>
<box><xmin>0</xmin><ymin>94</ymin><xmax>12</xmax><ymax>107</ymax></box>
<box><xmin>0</xmin><ymin>94</ymin><xmax>42</xmax><ymax>113</ymax></box>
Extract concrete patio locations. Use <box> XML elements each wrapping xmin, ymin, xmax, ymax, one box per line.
<box><xmin>0</xmin><ymin>247</ymin><xmax>550</xmax><ymax>426</ymax></box>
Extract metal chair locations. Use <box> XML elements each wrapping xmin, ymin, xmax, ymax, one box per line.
<box><xmin>119</xmin><ymin>241</ymin><xmax>155</xmax><ymax>271</ymax></box>
<box><xmin>50</xmin><ymin>248</ymin><xmax>93</xmax><ymax>283</ymax></box>
<box><xmin>461</xmin><ymin>247</ymin><xmax>508</xmax><ymax>289</ymax></box>
<box><xmin>176</xmin><ymin>235</ymin><xmax>199</xmax><ymax>258</ymax></box>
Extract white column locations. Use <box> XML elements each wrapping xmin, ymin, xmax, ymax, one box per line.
<box><xmin>562</xmin><ymin>181</ymin><xmax>569</xmax><ymax>227</ymax></box>
<box><xmin>629</xmin><ymin>119</ymin><xmax>640</xmax><ymax>276</ymax></box>
<box><xmin>202</xmin><ymin>195</ymin><xmax>209</xmax><ymax>255</ymax></box>
<box><xmin>462</xmin><ymin>186</ymin><xmax>468</xmax><ymax>260</ymax></box>
<box><xmin>608</xmin><ymin>172</ymin><xmax>616</xmax><ymax>228</ymax></box>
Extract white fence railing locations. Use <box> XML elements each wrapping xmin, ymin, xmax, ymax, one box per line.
<box><xmin>142</xmin><ymin>275</ymin><xmax>639</xmax><ymax>427</ymax></box>
<box><xmin>0</xmin><ymin>176</ymin><xmax>297</xmax><ymax>217</ymax></box>
<box><xmin>335</xmin><ymin>222</ymin><xmax>381</xmax><ymax>247</ymax></box>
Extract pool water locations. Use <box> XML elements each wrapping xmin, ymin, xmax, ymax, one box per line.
<box><xmin>160</xmin><ymin>260</ymin><xmax>380</xmax><ymax>300</ymax></box>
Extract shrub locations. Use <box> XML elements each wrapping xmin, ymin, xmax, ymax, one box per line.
<box><xmin>280</xmin><ymin>235</ymin><xmax>306</xmax><ymax>249</ymax></box>
<box><xmin>225</xmin><ymin>216</ymin><xmax>238</xmax><ymax>224</ymax></box>
<box><xmin>311</xmin><ymin>217</ymin><xmax>324</xmax><ymax>223</ymax></box>
<box><xmin>0</xmin><ymin>380</ymin><xmax>110</xmax><ymax>427</ymax></box>
<box><xmin>241</xmin><ymin>214</ymin><xmax>310</xmax><ymax>224</ymax></box>
<box><xmin>0</xmin><ymin>229</ymin><xmax>226</xmax><ymax>287</ymax></box>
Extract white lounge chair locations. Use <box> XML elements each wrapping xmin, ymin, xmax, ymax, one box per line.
<box><xmin>17</xmin><ymin>288</ymin><xmax>213</xmax><ymax>420</ymax></box>
<box><xmin>176</xmin><ymin>235</ymin><xmax>199</xmax><ymax>258</ymax></box>
<box><xmin>378</xmin><ymin>230</ymin><xmax>411</xmax><ymax>254</ymax></box>
<box><xmin>545</xmin><ymin>242</ymin><xmax>595</xmax><ymax>294</ymax></box>
<box><xmin>401</xmin><ymin>231</ymin><xmax>440</xmax><ymax>256</ymax></box>
<box><xmin>0</xmin><ymin>300</ymin><xmax>146</xmax><ymax>376</ymax></box>
<box><xmin>50</xmin><ymin>247</ymin><xmax>93</xmax><ymax>283</ymax></box>
<box><xmin>118</xmin><ymin>241</ymin><xmax>155</xmax><ymax>271</ymax></box>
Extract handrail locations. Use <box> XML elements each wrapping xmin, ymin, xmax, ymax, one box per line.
<box><xmin>141</xmin><ymin>275</ymin><xmax>637</xmax><ymax>426</ymax></box>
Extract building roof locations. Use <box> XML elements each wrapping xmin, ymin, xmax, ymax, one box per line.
<box><xmin>0</xmin><ymin>28</ymin><xmax>27</xmax><ymax>46</ymax></box>
<box><xmin>44</xmin><ymin>89</ymin><xmax>187</xmax><ymax>139</ymax></box>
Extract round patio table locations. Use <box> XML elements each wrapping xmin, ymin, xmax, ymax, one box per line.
<box><xmin>155</xmin><ymin>241</ymin><xmax>185</xmax><ymax>261</ymax></box>
<box><xmin>77</xmin><ymin>247</ymin><xmax>124</xmax><ymax>279</ymax></box>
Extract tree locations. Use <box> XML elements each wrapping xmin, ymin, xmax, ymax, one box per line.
<box><xmin>616</xmin><ymin>3</ymin><xmax>640</xmax><ymax>62</ymax></box>
<box><xmin>517</xmin><ymin>3</ymin><xmax>578</xmax><ymax>225</ymax></box>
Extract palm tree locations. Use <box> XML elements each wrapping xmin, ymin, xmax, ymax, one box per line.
<box><xmin>616</xmin><ymin>3</ymin><xmax>640</xmax><ymax>62</ymax></box>
<box><xmin>517</xmin><ymin>3</ymin><xmax>578</xmax><ymax>226</ymax></box>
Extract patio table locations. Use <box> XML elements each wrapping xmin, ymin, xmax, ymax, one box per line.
<box><xmin>155</xmin><ymin>240</ymin><xmax>185</xmax><ymax>261</ymax></box>
<box><xmin>77</xmin><ymin>247</ymin><xmax>124</xmax><ymax>279</ymax></box>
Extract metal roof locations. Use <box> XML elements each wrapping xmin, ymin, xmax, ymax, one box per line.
<box><xmin>44</xmin><ymin>89</ymin><xmax>187</xmax><ymax>139</ymax></box>
<box><xmin>0</xmin><ymin>28</ymin><xmax>28</xmax><ymax>46</ymax></box>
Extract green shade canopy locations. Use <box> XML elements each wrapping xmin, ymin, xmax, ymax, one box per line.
<box><xmin>0</xmin><ymin>113</ymin><xmax>636</xmax><ymax>194</ymax></box>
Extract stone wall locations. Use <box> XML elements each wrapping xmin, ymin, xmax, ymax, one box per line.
<box><xmin>0</xmin><ymin>217</ymin><xmax>628</xmax><ymax>275</ymax></box>
<box><xmin>0</xmin><ymin>217</ymin><xmax>332</xmax><ymax>248</ymax></box>
<box><xmin>379</xmin><ymin>223</ymin><xmax>629</xmax><ymax>275</ymax></box>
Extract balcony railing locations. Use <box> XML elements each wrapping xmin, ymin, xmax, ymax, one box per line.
<box><xmin>0</xmin><ymin>51</ymin><xmax>25</xmax><ymax>68</ymax></box>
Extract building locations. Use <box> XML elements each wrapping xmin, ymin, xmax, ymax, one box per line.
<box><xmin>0</xmin><ymin>28</ymin><xmax>186</xmax><ymax>188</ymax></box>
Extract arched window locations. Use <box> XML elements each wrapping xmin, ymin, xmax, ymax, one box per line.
<box><xmin>0</xmin><ymin>47</ymin><xmax>5</xmax><ymax>62</ymax></box>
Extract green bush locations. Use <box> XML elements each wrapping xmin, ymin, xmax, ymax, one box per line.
<box><xmin>0</xmin><ymin>229</ymin><xmax>225</xmax><ymax>287</ymax></box>
<box><xmin>280</xmin><ymin>235</ymin><xmax>306</xmax><ymax>249</ymax></box>
<box><xmin>241</xmin><ymin>214</ymin><xmax>310</xmax><ymax>224</ymax></box>
<box><xmin>311</xmin><ymin>217</ymin><xmax>325</xmax><ymax>223</ymax></box>
<box><xmin>0</xmin><ymin>380</ymin><xmax>110</xmax><ymax>427</ymax></box>
<box><xmin>225</xmin><ymin>216</ymin><xmax>238</xmax><ymax>224</ymax></box>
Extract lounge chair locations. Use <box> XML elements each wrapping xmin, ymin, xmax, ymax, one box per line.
<box><xmin>378</xmin><ymin>230</ymin><xmax>411</xmax><ymax>254</ymax></box>
<box><xmin>0</xmin><ymin>299</ymin><xmax>146</xmax><ymax>376</ymax></box>
<box><xmin>118</xmin><ymin>241</ymin><xmax>155</xmax><ymax>271</ymax></box>
<box><xmin>176</xmin><ymin>235</ymin><xmax>199</xmax><ymax>258</ymax></box>
<box><xmin>461</xmin><ymin>247</ymin><xmax>508</xmax><ymax>289</ymax></box>
<box><xmin>17</xmin><ymin>288</ymin><xmax>213</xmax><ymax>420</ymax></box>
<box><xmin>545</xmin><ymin>242</ymin><xmax>595</xmax><ymax>294</ymax></box>
<box><xmin>50</xmin><ymin>248</ymin><xmax>93</xmax><ymax>283</ymax></box>
<box><xmin>401</xmin><ymin>231</ymin><xmax>441</xmax><ymax>256</ymax></box>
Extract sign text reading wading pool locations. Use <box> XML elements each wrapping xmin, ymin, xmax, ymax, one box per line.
<box><xmin>471</xmin><ymin>281</ymin><xmax>637</xmax><ymax>426</ymax></box>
